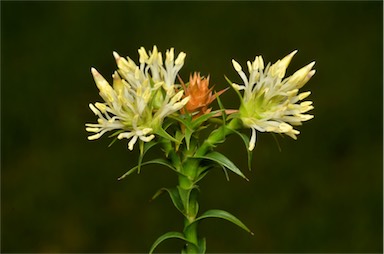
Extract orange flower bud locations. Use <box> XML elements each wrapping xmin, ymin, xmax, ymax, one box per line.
<box><xmin>180</xmin><ymin>72</ymin><xmax>227</xmax><ymax>117</ymax></box>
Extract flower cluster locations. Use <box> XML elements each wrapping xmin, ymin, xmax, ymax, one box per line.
<box><xmin>86</xmin><ymin>46</ymin><xmax>189</xmax><ymax>150</ymax></box>
<box><xmin>231</xmin><ymin>50</ymin><xmax>315</xmax><ymax>150</ymax></box>
<box><xmin>86</xmin><ymin>46</ymin><xmax>315</xmax><ymax>152</ymax></box>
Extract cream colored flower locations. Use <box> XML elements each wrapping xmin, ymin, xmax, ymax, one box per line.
<box><xmin>231</xmin><ymin>50</ymin><xmax>315</xmax><ymax>151</ymax></box>
<box><xmin>86</xmin><ymin>46</ymin><xmax>189</xmax><ymax>150</ymax></box>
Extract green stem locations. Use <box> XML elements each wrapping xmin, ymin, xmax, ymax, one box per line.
<box><xmin>183</xmin><ymin>219</ymin><xmax>199</xmax><ymax>253</ymax></box>
<box><xmin>161</xmin><ymin>138</ymin><xmax>200</xmax><ymax>253</ymax></box>
<box><xmin>196</xmin><ymin>118</ymin><xmax>242</xmax><ymax>156</ymax></box>
<box><xmin>180</xmin><ymin>156</ymin><xmax>200</xmax><ymax>253</ymax></box>
<box><xmin>179</xmin><ymin>118</ymin><xmax>243</xmax><ymax>253</ymax></box>
<box><xmin>160</xmin><ymin>118</ymin><xmax>243</xmax><ymax>254</ymax></box>
<box><xmin>162</xmin><ymin>138</ymin><xmax>182</xmax><ymax>170</ymax></box>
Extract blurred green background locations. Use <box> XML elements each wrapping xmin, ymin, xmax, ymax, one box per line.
<box><xmin>1</xmin><ymin>1</ymin><xmax>382</xmax><ymax>253</ymax></box>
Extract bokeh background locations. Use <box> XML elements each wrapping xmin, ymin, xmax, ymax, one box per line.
<box><xmin>1</xmin><ymin>1</ymin><xmax>383</xmax><ymax>253</ymax></box>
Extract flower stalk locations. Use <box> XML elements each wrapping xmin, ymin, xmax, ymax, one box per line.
<box><xmin>85</xmin><ymin>46</ymin><xmax>315</xmax><ymax>253</ymax></box>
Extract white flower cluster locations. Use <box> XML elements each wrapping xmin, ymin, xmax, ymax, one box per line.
<box><xmin>231</xmin><ymin>50</ymin><xmax>315</xmax><ymax>151</ymax></box>
<box><xmin>86</xmin><ymin>46</ymin><xmax>189</xmax><ymax>150</ymax></box>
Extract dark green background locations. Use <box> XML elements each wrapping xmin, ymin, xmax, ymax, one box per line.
<box><xmin>1</xmin><ymin>1</ymin><xmax>383</xmax><ymax>253</ymax></box>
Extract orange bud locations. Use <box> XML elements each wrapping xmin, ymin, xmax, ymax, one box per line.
<box><xmin>180</xmin><ymin>72</ymin><xmax>227</xmax><ymax>117</ymax></box>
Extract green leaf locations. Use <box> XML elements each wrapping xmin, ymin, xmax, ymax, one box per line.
<box><xmin>158</xmin><ymin>116</ymin><xmax>208</xmax><ymax>151</ymax></box>
<box><xmin>215</xmin><ymin>94</ymin><xmax>227</xmax><ymax>123</ymax></box>
<box><xmin>174</xmin><ymin>130</ymin><xmax>185</xmax><ymax>151</ymax></box>
<box><xmin>224</xmin><ymin>75</ymin><xmax>244</xmax><ymax>104</ymax></box>
<box><xmin>137</xmin><ymin>140</ymin><xmax>144</xmax><ymax>173</ymax></box>
<box><xmin>162</xmin><ymin>118</ymin><xmax>175</xmax><ymax>130</ymax></box>
<box><xmin>194</xmin><ymin>166</ymin><xmax>211</xmax><ymax>184</ymax></box>
<box><xmin>107</xmin><ymin>130</ymin><xmax>124</xmax><ymax>147</ymax></box>
<box><xmin>118</xmin><ymin>158</ymin><xmax>184</xmax><ymax>180</ymax></box>
<box><xmin>194</xmin><ymin>152</ymin><xmax>248</xmax><ymax>181</ymax></box>
<box><xmin>168</xmin><ymin>114</ymin><xmax>193</xmax><ymax>131</ymax></box>
<box><xmin>177</xmin><ymin>186</ymin><xmax>200</xmax><ymax>218</ymax></box>
<box><xmin>198</xmin><ymin>238</ymin><xmax>206</xmax><ymax>254</ymax></box>
<box><xmin>155</xmin><ymin>126</ymin><xmax>179</xmax><ymax>144</ymax></box>
<box><xmin>231</xmin><ymin>129</ymin><xmax>253</xmax><ymax>171</ymax></box>
<box><xmin>190</xmin><ymin>209</ymin><xmax>254</xmax><ymax>235</ymax></box>
<box><xmin>137</xmin><ymin>140</ymin><xmax>160</xmax><ymax>173</ymax></box>
<box><xmin>108</xmin><ymin>129</ymin><xmax>124</xmax><ymax>138</ymax></box>
<box><xmin>107</xmin><ymin>137</ymin><xmax>118</xmax><ymax>147</ymax></box>
<box><xmin>152</xmin><ymin>187</ymin><xmax>184</xmax><ymax>215</ymax></box>
<box><xmin>149</xmin><ymin>231</ymin><xmax>198</xmax><ymax>254</ymax></box>
<box><xmin>184</xmin><ymin>127</ymin><xmax>193</xmax><ymax>151</ymax></box>
<box><xmin>219</xmin><ymin>164</ymin><xmax>230</xmax><ymax>181</ymax></box>
<box><xmin>191</xmin><ymin>111</ymin><xmax>217</xmax><ymax>129</ymax></box>
<box><xmin>271</xmin><ymin>133</ymin><xmax>282</xmax><ymax>152</ymax></box>
<box><xmin>195</xmin><ymin>164</ymin><xmax>230</xmax><ymax>184</ymax></box>
<box><xmin>143</xmin><ymin>140</ymin><xmax>159</xmax><ymax>155</ymax></box>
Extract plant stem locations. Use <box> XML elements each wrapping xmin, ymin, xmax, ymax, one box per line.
<box><xmin>180</xmin><ymin>156</ymin><xmax>200</xmax><ymax>253</ymax></box>
<box><xmin>162</xmin><ymin>119</ymin><xmax>243</xmax><ymax>253</ymax></box>
<box><xmin>196</xmin><ymin>118</ymin><xmax>242</xmax><ymax>156</ymax></box>
<box><xmin>183</xmin><ymin>219</ymin><xmax>199</xmax><ymax>253</ymax></box>
<box><xmin>179</xmin><ymin>118</ymin><xmax>243</xmax><ymax>253</ymax></box>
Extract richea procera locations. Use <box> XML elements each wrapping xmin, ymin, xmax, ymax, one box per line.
<box><xmin>86</xmin><ymin>46</ymin><xmax>315</xmax><ymax>253</ymax></box>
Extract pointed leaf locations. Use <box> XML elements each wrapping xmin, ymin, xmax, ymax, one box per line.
<box><xmin>155</xmin><ymin>126</ymin><xmax>179</xmax><ymax>144</ymax></box>
<box><xmin>184</xmin><ymin>127</ymin><xmax>193</xmax><ymax>151</ymax></box>
<box><xmin>138</xmin><ymin>139</ymin><xmax>162</xmax><ymax>172</ymax></box>
<box><xmin>191</xmin><ymin>111</ymin><xmax>217</xmax><ymax>129</ymax></box>
<box><xmin>168</xmin><ymin>114</ymin><xmax>194</xmax><ymax>131</ymax></box>
<box><xmin>118</xmin><ymin>158</ymin><xmax>185</xmax><ymax>180</ymax></box>
<box><xmin>107</xmin><ymin>137</ymin><xmax>118</xmax><ymax>147</ymax></box>
<box><xmin>175</xmin><ymin>130</ymin><xmax>185</xmax><ymax>151</ymax></box>
<box><xmin>177</xmin><ymin>186</ymin><xmax>200</xmax><ymax>217</ymax></box>
<box><xmin>198</xmin><ymin>238</ymin><xmax>206</xmax><ymax>254</ymax></box>
<box><xmin>152</xmin><ymin>187</ymin><xmax>184</xmax><ymax>214</ymax></box>
<box><xmin>195</xmin><ymin>164</ymin><xmax>230</xmax><ymax>184</ymax></box>
<box><xmin>225</xmin><ymin>75</ymin><xmax>244</xmax><ymax>103</ymax></box>
<box><xmin>137</xmin><ymin>140</ymin><xmax>145</xmax><ymax>173</ymax></box>
<box><xmin>215</xmin><ymin>94</ymin><xmax>227</xmax><ymax>123</ymax></box>
<box><xmin>194</xmin><ymin>166</ymin><xmax>211</xmax><ymax>184</ymax></box>
<box><xmin>220</xmin><ymin>164</ymin><xmax>230</xmax><ymax>181</ymax></box>
<box><xmin>231</xmin><ymin>129</ymin><xmax>253</xmax><ymax>171</ymax></box>
<box><xmin>107</xmin><ymin>130</ymin><xmax>124</xmax><ymax>147</ymax></box>
<box><xmin>149</xmin><ymin>231</ymin><xmax>198</xmax><ymax>254</ymax></box>
<box><xmin>194</xmin><ymin>152</ymin><xmax>248</xmax><ymax>181</ymax></box>
<box><xmin>108</xmin><ymin>129</ymin><xmax>124</xmax><ymax>138</ymax></box>
<box><xmin>191</xmin><ymin>209</ymin><xmax>253</xmax><ymax>235</ymax></box>
<box><xmin>143</xmin><ymin>140</ymin><xmax>159</xmax><ymax>155</ymax></box>
<box><xmin>162</xmin><ymin>118</ymin><xmax>174</xmax><ymax>130</ymax></box>
<box><xmin>271</xmin><ymin>133</ymin><xmax>282</xmax><ymax>152</ymax></box>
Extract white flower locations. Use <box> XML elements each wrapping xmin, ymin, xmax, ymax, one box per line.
<box><xmin>136</xmin><ymin>46</ymin><xmax>186</xmax><ymax>93</ymax></box>
<box><xmin>86</xmin><ymin>46</ymin><xmax>189</xmax><ymax>150</ymax></box>
<box><xmin>231</xmin><ymin>50</ymin><xmax>315</xmax><ymax>151</ymax></box>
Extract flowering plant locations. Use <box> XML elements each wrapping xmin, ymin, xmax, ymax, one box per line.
<box><xmin>86</xmin><ymin>46</ymin><xmax>315</xmax><ymax>253</ymax></box>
